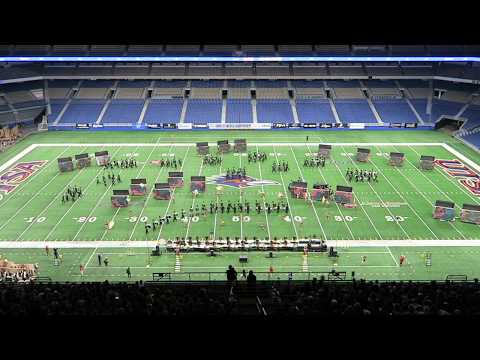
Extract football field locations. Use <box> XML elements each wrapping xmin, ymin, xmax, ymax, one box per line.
<box><xmin>1</xmin><ymin>130</ymin><xmax>480</xmax><ymax>281</ymax></box>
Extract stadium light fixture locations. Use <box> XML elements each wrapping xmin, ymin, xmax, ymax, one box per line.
<box><xmin>0</xmin><ymin>56</ymin><xmax>478</xmax><ymax>62</ymax></box>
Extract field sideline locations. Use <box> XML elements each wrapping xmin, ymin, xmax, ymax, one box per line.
<box><xmin>0</xmin><ymin>130</ymin><xmax>479</xmax><ymax>281</ymax></box>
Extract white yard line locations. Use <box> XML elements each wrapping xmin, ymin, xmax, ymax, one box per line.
<box><xmin>15</xmin><ymin>148</ymin><xmax>92</xmax><ymax>241</ymax></box>
<box><xmin>97</xmin><ymin>142</ymin><xmax>161</xmax><ymax>242</ymax></box>
<box><xmin>70</xmin><ymin>145</ymin><xmax>142</xmax><ymax>242</ymax></box>
<box><xmin>43</xmin><ymin>146</ymin><xmax>119</xmax><ymax>241</ymax></box>
<box><xmin>0</xmin><ymin>146</ymin><xmax>79</xmax><ymax>234</ymax></box>
<box><xmin>33</xmin><ymin>142</ymin><xmax>447</xmax><ymax>148</ymax></box>
<box><xmin>212</xmin><ymin>154</ymin><xmax>223</xmax><ymax>240</ymax></box>
<box><xmin>0</xmin><ymin>144</ymin><xmax>37</xmax><ymax>173</ymax></box>
<box><xmin>184</xmin><ymin>156</ymin><xmax>204</xmax><ymax>241</ymax></box>
<box><xmin>408</xmin><ymin>145</ymin><xmax>480</xmax><ymax>205</ymax></box>
<box><xmin>272</xmin><ymin>145</ymin><xmax>299</xmax><ymax>239</ymax></box>
<box><xmin>255</xmin><ymin>145</ymin><xmax>272</xmax><ymax>241</ymax></box>
<box><xmin>340</xmin><ymin>145</ymin><xmax>412</xmax><ymax>239</ymax></box>
<box><xmin>289</xmin><ymin>145</ymin><xmax>328</xmax><ymax>241</ymax></box>
<box><xmin>4</xmin><ymin>239</ymin><xmax>480</xmax><ymax>248</ymax></box>
<box><xmin>125</xmin><ymin>144</ymin><xmax>174</xmax><ymax>242</ymax></box>
<box><xmin>324</xmin><ymin>144</ymin><xmax>385</xmax><ymax>240</ymax></box>
<box><xmin>304</xmin><ymin>142</ymin><xmax>355</xmax><ymax>240</ymax></box>
<box><xmin>386</xmin><ymin>246</ymin><xmax>400</xmax><ymax>267</ymax></box>
<box><xmin>156</xmin><ymin>147</ymin><xmax>191</xmax><ymax>241</ymax></box>
<box><xmin>391</xmin><ymin>145</ymin><xmax>469</xmax><ymax>240</ymax></box>
<box><xmin>371</xmin><ymin>145</ymin><xmax>440</xmax><ymax>240</ymax></box>
<box><xmin>0</xmin><ymin>147</ymin><xmax>71</xmax><ymax>210</ymax></box>
<box><xmin>442</xmin><ymin>143</ymin><xmax>480</xmax><ymax>173</ymax></box>
<box><xmin>239</xmin><ymin>152</ymin><xmax>243</xmax><ymax>240</ymax></box>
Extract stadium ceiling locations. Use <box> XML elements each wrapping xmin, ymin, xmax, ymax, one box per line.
<box><xmin>0</xmin><ymin>56</ymin><xmax>479</xmax><ymax>63</ymax></box>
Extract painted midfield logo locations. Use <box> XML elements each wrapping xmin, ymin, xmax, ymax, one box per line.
<box><xmin>207</xmin><ymin>174</ymin><xmax>280</xmax><ymax>189</ymax></box>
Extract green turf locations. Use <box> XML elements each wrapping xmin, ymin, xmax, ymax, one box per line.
<box><xmin>0</xmin><ymin>129</ymin><xmax>479</xmax><ymax>282</ymax></box>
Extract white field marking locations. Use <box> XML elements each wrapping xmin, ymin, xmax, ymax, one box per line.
<box><xmin>289</xmin><ymin>145</ymin><xmax>328</xmax><ymax>241</ymax></box>
<box><xmin>126</xmin><ymin>144</ymin><xmax>174</xmax><ymax>242</ymax></box>
<box><xmin>15</xmin><ymin>153</ymin><xmax>93</xmax><ymax>242</ymax></box>
<box><xmin>408</xmin><ymin>145</ymin><xmax>480</xmax><ymax>205</ymax></box>
<box><xmin>386</xmin><ymin>246</ymin><xmax>400</xmax><ymax>267</ymax></box>
<box><xmin>83</xmin><ymin>247</ymin><xmax>98</xmax><ymax>270</ymax></box>
<box><xmin>442</xmin><ymin>143</ymin><xmax>480</xmax><ymax>173</ymax></box>
<box><xmin>255</xmin><ymin>145</ymin><xmax>272</xmax><ymax>241</ymax></box>
<box><xmin>324</xmin><ymin>145</ymin><xmax>385</xmax><ymax>240</ymax></box>
<box><xmin>33</xmin><ymin>142</ymin><xmax>447</xmax><ymax>148</ymax></box>
<box><xmin>340</xmin><ymin>145</ymin><xmax>411</xmax><ymax>239</ymax></box>
<box><xmin>0</xmin><ymin>144</ymin><xmax>37</xmax><ymax>173</ymax></box>
<box><xmin>5</xmin><ymin>239</ymin><xmax>480</xmax><ymax>248</ymax></box>
<box><xmin>0</xmin><ymin>146</ymin><xmax>77</xmax><ymax>233</ymax></box>
<box><xmin>77</xmin><ymin>265</ymin><xmax>399</xmax><ymax>271</ymax></box>
<box><xmin>305</xmin><ymin>142</ymin><xmax>356</xmax><ymax>240</ymax></box>
<box><xmin>371</xmin><ymin>146</ymin><xmax>440</xmax><ymax>240</ymax></box>
<box><xmin>239</xmin><ymin>152</ymin><xmax>243</xmax><ymax>240</ymax></box>
<box><xmin>391</xmin><ymin>145</ymin><xmax>469</xmax><ymax>240</ymax></box>
<box><xmin>15</xmin><ymin>172</ymin><xmax>89</xmax><ymax>240</ymax></box>
<box><xmin>0</xmin><ymin>147</ymin><xmax>71</xmax><ymax>210</ymax></box>
<box><xmin>97</xmin><ymin>142</ymin><xmax>161</xmax><ymax>242</ymax></box>
<box><xmin>44</xmin><ymin>146</ymin><xmax>119</xmax><ymax>241</ymax></box>
<box><xmin>184</xmin><ymin>154</ymin><xmax>204</xmax><ymax>241</ymax></box>
<box><xmin>272</xmin><ymin>145</ymin><xmax>299</xmax><ymax>239</ymax></box>
<box><xmin>212</xmin><ymin>153</ymin><xmax>223</xmax><ymax>240</ymax></box>
<box><xmin>70</xmin><ymin>145</ymin><xmax>142</xmax><ymax>242</ymax></box>
<box><xmin>156</xmin><ymin>147</ymin><xmax>191</xmax><ymax>241</ymax></box>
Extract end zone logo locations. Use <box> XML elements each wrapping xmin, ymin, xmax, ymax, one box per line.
<box><xmin>0</xmin><ymin>161</ymin><xmax>48</xmax><ymax>195</ymax></box>
<box><xmin>435</xmin><ymin>159</ymin><xmax>480</xmax><ymax>196</ymax></box>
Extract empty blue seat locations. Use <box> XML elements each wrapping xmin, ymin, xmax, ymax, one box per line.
<box><xmin>184</xmin><ymin>99</ymin><xmax>222</xmax><ymax>124</ymax></box>
<box><xmin>256</xmin><ymin>99</ymin><xmax>294</xmax><ymax>123</ymax></box>
<box><xmin>102</xmin><ymin>100</ymin><xmax>144</xmax><ymax>124</ymax></box>
<box><xmin>226</xmin><ymin>100</ymin><xmax>252</xmax><ymax>123</ymax></box>
<box><xmin>334</xmin><ymin>99</ymin><xmax>377</xmax><ymax>123</ymax></box>
<box><xmin>144</xmin><ymin>99</ymin><xmax>183</xmax><ymax>124</ymax></box>
<box><xmin>296</xmin><ymin>99</ymin><xmax>335</xmax><ymax>123</ymax></box>
<box><xmin>59</xmin><ymin>100</ymin><xmax>105</xmax><ymax>123</ymax></box>
<box><xmin>373</xmin><ymin>99</ymin><xmax>418</xmax><ymax>123</ymax></box>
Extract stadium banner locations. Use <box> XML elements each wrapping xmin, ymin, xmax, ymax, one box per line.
<box><xmin>319</xmin><ymin>123</ymin><xmax>333</xmax><ymax>128</ymax></box>
<box><xmin>75</xmin><ymin>123</ymin><xmax>90</xmax><ymax>129</ymax></box>
<box><xmin>146</xmin><ymin>124</ymin><xmax>162</xmax><ymax>129</ymax></box>
<box><xmin>192</xmin><ymin>124</ymin><xmax>208</xmax><ymax>129</ymax></box>
<box><xmin>349</xmin><ymin>123</ymin><xmax>365</xmax><ymax>130</ymax></box>
<box><xmin>92</xmin><ymin>124</ymin><xmax>104</xmax><ymax>128</ymax></box>
<box><xmin>177</xmin><ymin>123</ymin><xmax>192</xmax><ymax>130</ymax></box>
<box><xmin>162</xmin><ymin>123</ymin><xmax>177</xmax><ymax>129</ymax></box>
<box><xmin>302</xmin><ymin>123</ymin><xmax>317</xmax><ymax>128</ymax></box>
<box><xmin>390</xmin><ymin>123</ymin><xmax>404</xmax><ymax>128</ymax></box>
<box><xmin>405</xmin><ymin>123</ymin><xmax>418</xmax><ymax>128</ymax></box>
<box><xmin>272</xmin><ymin>123</ymin><xmax>288</xmax><ymax>128</ymax></box>
<box><xmin>288</xmin><ymin>123</ymin><xmax>301</xmax><ymax>128</ymax></box>
<box><xmin>208</xmin><ymin>123</ymin><xmax>271</xmax><ymax>130</ymax></box>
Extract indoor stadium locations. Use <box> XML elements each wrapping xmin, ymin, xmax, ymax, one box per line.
<box><xmin>1</xmin><ymin>40</ymin><xmax>480</xmax><ymax>317</ymax></box>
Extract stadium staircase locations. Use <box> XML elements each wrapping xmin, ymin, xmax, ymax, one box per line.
<box><xmin>180</xmin><ymin>97</ymin><xmax>188</xmax><ymax>124</ymax></box>
<box><xmin>395</xmin><ymin>80</ymin><xmax>425</xmax><ymax>124</ymax></box>
<box><xmin>359</xmin><ymin>80</ymin><xmax>383</xmax><ymax>123</ymax></box>
<box><xmin>427</xmin><ymin>80</ymin><xmax>434</xmax><ymax>117</ymax></box>
<box><xmin>328</xmin><ymin>97</ymin><xmax>341</xmax><ymax>123</ymax></box>
<box><xmin>231</xmin><ymin>283</ymin><xmax>270</xmax><ymax>315</ymax></box>
<box><xmin>289</xmin><ymin>97</ymin><xmax>300</xmax><ymax>123</ymax></box>
<box><xmin>137</xmin><ymin>98</ymin><xmax>150</xmax><ymax>126</ymax></box>
<box><xmin>221</xmin><ymin>97</ymin><xmax>227</xmax><ymax>124</ymax></box>
<box><xmin>251</xmin><ymin>98</ymin><xmax>258</xmax><ymax>123</ymax></box>
<box><xmin>52</xmin><ymin>99</ymin><xmax>72</xmax><ymax>125</ymax></box>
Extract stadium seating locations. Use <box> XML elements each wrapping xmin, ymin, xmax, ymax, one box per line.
<box><xmin>49</xmin><ymin>100</ymin><xmax>67</xmax><ymax>122</ymax></box>
<box><xmin>59</xmin><ymin>99</ymin><xmax>105</xmax><ymax>124</ymax></box>
<box><xmin>373</xmin><ymin>99</ymin><xmax>418</xmax><ymax>123</ymax></box>
<box><xmin>226</xmin><ymin>99</ymin><xmax>253</xmax><ymax>123</ymax></box>
<box><xmin>184</xmin><ymin>99</ymin><xmax>222</xmax><ymax>124</ymax></box>
<box><xmin>256</xmin><ymin>99</ymin><xmax>294</xmax><ymax>123</ymax></box>
<box><xmin>431</xmin><ymin>99</ymin><xmax>464</xmax><ymax>121</ymax></box>
<box><xmin>102</xmin><ymin>99</ymin><xmax>145</xmax><ymax>124</ymax></box>
<box><xmin>143</xmin><ymin>99</ymin><xmax>183</xmax><ymax>124</ymax></box>
<box><xmin>295</xmin><ymin>99</ymin><xmax>335</xmax><ymax>123</ymax></box>
<box><xmin>410</xmin><ymin>99</ymin><xmax>430</xmax><ymax>123</ymax></box>
<box><xmin>460</xmin><ymin>104</ymin><xmax>480</xmax><ymax>130</ymax></box>
<box><xmin>334</xmin><ymin>99</ymin><xmax>377</xmax><ymax>123</ymax></box>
